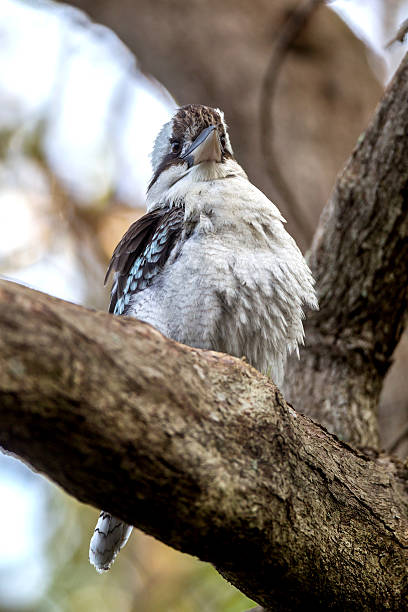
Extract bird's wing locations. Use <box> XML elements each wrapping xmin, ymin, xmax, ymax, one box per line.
<box><xmin>105</xmin><ymin>206</ymin><xmax>185</xmax><ymax>314</ymax></box>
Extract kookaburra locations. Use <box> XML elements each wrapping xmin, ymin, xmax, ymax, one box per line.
<box><xmin>89</xmin><ymin>104</ymin><xmax>318</xmax><ymax>572</ymax></box>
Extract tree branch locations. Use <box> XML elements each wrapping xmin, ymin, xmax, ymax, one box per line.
<box><xmin>260</xmin><ymin>0</ymin><xmax>324</xmax><ymax>244</ymax></box>
<box><xmin>284</xmin><ymin>53</ymin><xmax>408</xmax><ymax>449</ymax></box>
<box><xmin>0</xmin><ymin>279</ymin><xmax>408</xmax><ymax>610</ymax></box>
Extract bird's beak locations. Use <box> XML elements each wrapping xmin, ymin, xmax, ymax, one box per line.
<box><xmin>181</xmin><ymin>125</ymin><xmax>222</xmax><ymax>167</ymax></box>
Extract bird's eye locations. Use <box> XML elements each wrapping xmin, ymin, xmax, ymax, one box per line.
<box><xmin>171</xmin><ymin>140</ymin><xmax>182</xmax><ymax>155</ymax></box>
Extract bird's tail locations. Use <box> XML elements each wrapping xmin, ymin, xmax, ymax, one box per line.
<box><xmin>89</xmin><ymin>511</ymin><xmax>133</xmax><ymax>572</ymax></box>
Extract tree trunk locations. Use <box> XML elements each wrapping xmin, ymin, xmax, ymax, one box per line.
<box><xmin>284</xmin><ymin>54</ymin><xmax>408</xmax><ymax>448</ymax></box>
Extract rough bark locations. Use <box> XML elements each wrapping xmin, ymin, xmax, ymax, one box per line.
<box><xmin>67</xmin><ymin>0</ymin><xmax>381</xmax><ymax>247</ymax></box>
<box><xmin>0</xmin><ymin>280</ymin><xmax>408</xmax><ymax>611</ymax></box>
<box><xmin>284</xmin><ymin>53</ymin><xmax>408</xmax><ymax>449</ymax></box>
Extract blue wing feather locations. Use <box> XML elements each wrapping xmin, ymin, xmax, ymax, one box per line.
<box><xmin>106</xmin><ymin>206</ymin><xmax>185</xmax><ymax>315</ymax></box>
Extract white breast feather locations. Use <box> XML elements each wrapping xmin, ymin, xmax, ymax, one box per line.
<box><xmin>130</xmin><ymin>162</ymin><xmax>317</xmax><ymax>386</ymax></box>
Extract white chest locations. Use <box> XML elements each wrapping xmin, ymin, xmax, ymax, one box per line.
<box><xmin>127</xmin><ymin>175</ymin><xmax>317</xmax><ymax>385</ymax></box>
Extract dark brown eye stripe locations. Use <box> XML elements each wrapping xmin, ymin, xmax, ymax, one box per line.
<box><xmin>148</xmin><ymin>155</ymin><xmax>185</xmax><ymax>191</ymax></box>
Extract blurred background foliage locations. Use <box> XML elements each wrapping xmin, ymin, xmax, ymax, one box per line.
<box><xmin>0</xmin><ymin>0</ymin><xmax>408</xmax><ymax>610</ymax></box>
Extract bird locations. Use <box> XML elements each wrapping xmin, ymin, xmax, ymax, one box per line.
<box><xmin>89</xmin><ymin>104</ymin><xmax>318</xmax><ymax>572</ymax></box>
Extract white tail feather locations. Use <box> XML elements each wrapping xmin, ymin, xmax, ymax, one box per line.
<box><xmin>89</xmin><ymin>511</ymin><xmax>133</xmax><ymax>572</ymax></box>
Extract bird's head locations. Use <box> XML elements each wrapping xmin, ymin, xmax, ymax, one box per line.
<box><xmin>147</xmin><ymin>105</ymin><xmax>241</xmax><ymax>208</ymax></box>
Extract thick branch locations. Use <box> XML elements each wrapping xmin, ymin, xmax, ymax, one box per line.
<box><xmin>1</xmin><ymin>280</ymin><xmax>408</xmax><ymax>610</ymax></box>
<box><xmin>285</xmin><ymin>54</ymin><xmax>408</xmax><ymax>448</ymax></box>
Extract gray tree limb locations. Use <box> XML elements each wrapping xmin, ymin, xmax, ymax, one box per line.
<box><xmin>284</xmin><ymin>52</ymin><xmax>408</xmax><ymax>449</ymax></box>
<box><xmin>0</xmin><ymin>279</ymin><xmax>407</xmax><ymax>611</ymax></box>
